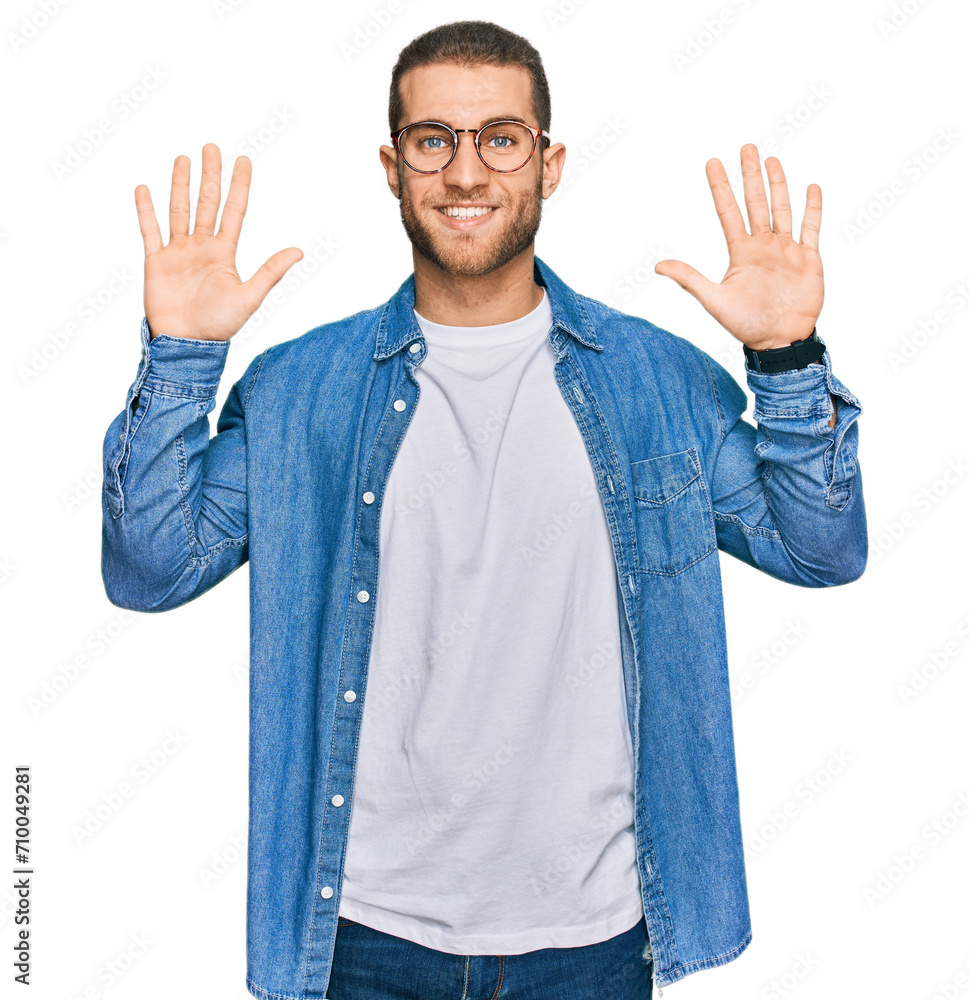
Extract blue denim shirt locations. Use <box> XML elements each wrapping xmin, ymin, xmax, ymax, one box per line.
<box><xmin>101</xmin><ymin>256</ymin><xmax>866</xmax><ymax>998</ymax></box>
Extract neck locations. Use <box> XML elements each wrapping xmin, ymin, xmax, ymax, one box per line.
<box><xmin>412</xmin><ymin>247</ymin><xmax>543</xmax><ymax>326</ymax></box>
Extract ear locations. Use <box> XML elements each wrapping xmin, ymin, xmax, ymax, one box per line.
<box><xmin>540</xmin><ymin>142</ymin><xmax>566</xmax><ymax>199</ymax></box>
<box><xmin>380</xmin><ymin>143</ymin><xmax>401</xmax><ymax>199</ymax></box>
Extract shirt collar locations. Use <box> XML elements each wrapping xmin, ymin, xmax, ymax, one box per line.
<box><xmin>374</xmin><ymin>255</ymin><xmax>602</xmax><ymax>360</ymax></box>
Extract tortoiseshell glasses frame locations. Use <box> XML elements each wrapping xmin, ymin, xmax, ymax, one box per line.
<box><xmin>390</xmin><ymin>120</ymin><xmax>552</xmax><ymax>174</ymax></box>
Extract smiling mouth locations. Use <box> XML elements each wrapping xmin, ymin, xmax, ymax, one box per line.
<box><xmin>437</xmin><ymin>206</ymin><xmax>497</xmax><ymax>219</ymax></box>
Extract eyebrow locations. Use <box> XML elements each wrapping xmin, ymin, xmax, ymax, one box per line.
<box><xmin>421</xmin><ymin>114</ymin><xmax>529</xmax><ymax>128</ymax></box>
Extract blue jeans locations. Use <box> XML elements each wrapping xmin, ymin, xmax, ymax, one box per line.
<box><xmin>325</xmin><ymin>915</ymin><xmax>653</xmax><ymax>999</ymax></box>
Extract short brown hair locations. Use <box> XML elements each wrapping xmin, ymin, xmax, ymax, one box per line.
<box><xmin>388</xmin><ymin>20</ymin><xmax>551</xmax><ymax>150</ymax></box>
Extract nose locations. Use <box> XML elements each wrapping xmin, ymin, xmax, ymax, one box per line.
<box><xmin>441</xmin><ymin>131</ymin><xmax>492</xmax><ymax>188</ymax></box>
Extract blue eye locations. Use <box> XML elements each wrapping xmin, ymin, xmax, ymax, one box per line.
<box><xmin>481</xmin><ymin>129</ymin><xmax>521</xmax><ymax>150</ymax></box>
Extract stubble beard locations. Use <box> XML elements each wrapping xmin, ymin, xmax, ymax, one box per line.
<box><xmin>397</xmin><ymin>163</ymin><xmax>544</xmax><ymax>277</ymax></box>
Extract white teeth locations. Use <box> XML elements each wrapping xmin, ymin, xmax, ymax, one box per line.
<box><xmin>440</xmin><ymin>206</ymin><xmax>495</xmax><ymax>219</ymax></box>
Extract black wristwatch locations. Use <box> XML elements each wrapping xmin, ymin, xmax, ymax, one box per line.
<box><xmin>743</xmin><ymin>328</ymin><xmax>825</xmax><ymax>373</ymax></box>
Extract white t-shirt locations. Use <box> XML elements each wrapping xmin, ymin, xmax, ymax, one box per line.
<box><xmin>339</xmin><ymin>286</ymin><xmax>644</xmax><ymax>954</ymax></box>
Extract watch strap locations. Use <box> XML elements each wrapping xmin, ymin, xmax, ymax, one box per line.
<box><xmin>743</xmin><ymin>328</ymin><xmax>825</xmax><ymax>373</ymax></box>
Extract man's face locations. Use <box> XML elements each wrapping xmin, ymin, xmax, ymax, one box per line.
<box><xmin>380</xmin><ymin>62</ymin><xmax>561</xmax><ymax>278</ymax></box>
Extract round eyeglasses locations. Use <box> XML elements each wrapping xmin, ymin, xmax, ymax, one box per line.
<box><xmin>391</xmin><ymin>120</ymin><xmax>550</xmax><ymax>174</ymax></box>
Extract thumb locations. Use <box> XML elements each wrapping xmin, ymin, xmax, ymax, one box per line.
<box><xmin>244</xmin><ymin>247</ymin><xmax>305</xmax><ymax>309</ymax></box>
<box><xmin>654</xmin><ymin>259</ymin><xmax>716</xmax><ymax>309</ymax></box>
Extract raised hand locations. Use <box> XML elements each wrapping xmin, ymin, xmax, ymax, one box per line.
<box><xmin>135</xmin><ymin>143</ymin><xmax>303</xmax><ymax>341</ymax></box>
<box><xmin>654</xmin><ymin>144</ymin><xmax>823</xmax><ymax>351</ymax></box>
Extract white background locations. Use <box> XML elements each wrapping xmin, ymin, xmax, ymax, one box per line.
<box><xmin>3</xmin><ymin>0</ymin><xmax>968</xmax><ymax>998</ymax></box>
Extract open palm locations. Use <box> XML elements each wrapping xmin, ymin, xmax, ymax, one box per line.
<box><xmin>654</xmin><ymin>144</ymin><xmax>823</xmax><ymax>351</ymax></box>
<box><xmin>136</xmin><ymin>143</ymin><xmax>303</xmax><ymax>342</ymax></box>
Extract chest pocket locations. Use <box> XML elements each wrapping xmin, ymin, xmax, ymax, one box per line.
<box><xmin>630</xmin><ymin>447</ymin><xmax>716</xmax><ymax>576</ymax></box>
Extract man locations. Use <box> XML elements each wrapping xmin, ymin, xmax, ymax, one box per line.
<box><xmin>101</xmin><ymin>20</ymin><xmax>866</xmax><ymax>1000</ymax></box>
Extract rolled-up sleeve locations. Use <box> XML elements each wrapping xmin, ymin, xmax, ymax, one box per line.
<box><xmin>101</xmin><ymin>316</ymin><xmax>266</xmax><ymax>611</ymax></box>
<box><xmin>702</xmin><ymin>333</ymin><xmax>868</xmax><ymax>586</ymax></box>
